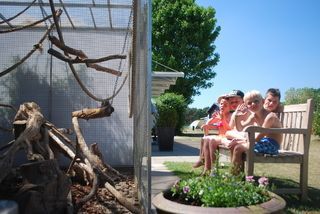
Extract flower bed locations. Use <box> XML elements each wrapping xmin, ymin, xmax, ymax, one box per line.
<box><xmin>170</xmin><ymin>175</ymin><xmax>272</xmax><ymax>207</ymax></box>
<box><xmin>153</xmin><ymin>172</ymin><xmax>286</xmax><ymax>213</ymax></box>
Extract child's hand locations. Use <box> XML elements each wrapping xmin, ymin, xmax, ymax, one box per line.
<box><xmin>235</xmin><ymin>104</ymin><xmax>248</xmax><ymax>116</ymax></box>
<box><xmin>211</xmin><ymin>111</ymin><xmax>220</xmax><ymax>119</ymax></box>
<box><xmin>227</xmin><ymin>138</ymin><xmax>243</xmax><ymax>149</ymax></box>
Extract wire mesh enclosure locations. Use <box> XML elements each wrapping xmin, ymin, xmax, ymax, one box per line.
<box><xmin>0</xmin><ymin>0</ymin><xmax>151</xmax><ymax>211</ymax></box>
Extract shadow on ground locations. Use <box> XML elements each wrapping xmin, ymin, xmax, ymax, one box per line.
<box><xmin>267</xmin><ymin>177</ymin><xmax>320</xmax><ymax>212</ymax></box>
<box><xmin>152</xmin><ymin>141</ymin><xmax>199</xmax><ymax>157</ymax></box>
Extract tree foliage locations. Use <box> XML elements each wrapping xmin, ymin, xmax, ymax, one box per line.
<box><xmin>285</xmin><ymin>87</ymin><xmax>320</xmax><ymax>136</ymax></box>
<box><xmin>285</xmin><ymin>88</ymin><xmax>320</xmax><ymax>109</ymax></box>
<box><xmin>185</xmin><ymin>107</ymin><xmax>208</xmax><ymax>125</ymax></box>
<box><xmin>152</xmin><ymin>0</ymin><xmax>220</xmax><ymax>104</ymax></box>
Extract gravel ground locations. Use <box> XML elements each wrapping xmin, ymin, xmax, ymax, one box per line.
<box><xmin>72</xmin><ymin>168</ymin><xmax>141</xmax><ymax>214</ymax></box>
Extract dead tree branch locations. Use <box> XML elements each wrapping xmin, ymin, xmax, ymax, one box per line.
<box><xmin>0</xmin><ymin>102</ymin><xmax>47</xmax><ymax>183</ymax></box>
<box><xmin>86</xmin><ymin>63</ymin><xmax>122</xmax><ymax>76</ymax></box>
<box><xmin>71</xmin><ymin>116</ymin><xmax>118</xmax><ymax>203</ymax></box>
<box><xmin>48</xmin><ymin>48</ymin><xmax>124</xmax><ymax>76</ymax></box>
<box><xmin>48</xmin><ymin>130</ymin><xmax>93</xmax><ymax>183</ymax></box>
<box><xmin>71</xmin><ymin>103</ymin><xmax>114</xmax><ymax>120</ymax></box>
<box><xmin>48</xmin><ymin>35</ymin><xmax>88</xmax><ymax>59</ymax></box>
<box><xmin>105</xmin><ymin>182</ymin><xmax>141</xmax><ymax>214</ymax></box>
<box><xmin>48</xmin><ymin>1</ymin><xmax>127</xmax><ymax>102</ymax></box>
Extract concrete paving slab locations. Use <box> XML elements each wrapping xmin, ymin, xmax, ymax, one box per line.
<box><xmin>151</xmin><ymin>136</ymin><xmax>202</xmax><ymax>213</ymax></box>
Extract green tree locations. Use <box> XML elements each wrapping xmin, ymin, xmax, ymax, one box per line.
<box><xmin>285</xmin><ymin>87</ymin><xmax>320</xmax><ymax>108</ymax></box>
<box><xmin>185</xmin><ymin>107</ymin><xmax>208</xmax><ymax>125</ymax></box>
<box><xmin>152</xmin><ymin>0</ymin><xmax>220</xmax><ymax>105</ymax></box>
<box><xmin>285</xmin><ymin>87</ymin><xmax>320</xmax><ymax>136</ymax></box>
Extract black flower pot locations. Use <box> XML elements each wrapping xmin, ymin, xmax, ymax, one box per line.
<box><xmin>157</xmin><ymin>127</ymin><xmax>175</xmax><ymax>151</ymax></box>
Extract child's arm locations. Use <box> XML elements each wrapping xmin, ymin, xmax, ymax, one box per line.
<box><xmin>255</xmin><ymin>113</ymin><xmax>281</xmax><ymax>141</ymax></box>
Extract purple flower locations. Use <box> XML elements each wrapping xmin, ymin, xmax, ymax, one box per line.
<box><xmin>246</xmin><ymin>176</ymin><xmax>255</xmax><ymax>183</ymax></box>
<box><xmin>183</xmin><ymin>186</ymin><xmax>190</xmax><ymax>194</ymax></box>
<box><xmin>258</xmin><ymin>177</ymin><xmax>269</xmax><ymax>187</ymax></box>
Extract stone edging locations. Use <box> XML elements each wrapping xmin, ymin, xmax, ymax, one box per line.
<box><xmin>152</xmin><ymin>189</ymin><xmax>286</xmax><ymax>214</ymax></box>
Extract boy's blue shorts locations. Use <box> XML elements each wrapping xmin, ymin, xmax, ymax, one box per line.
<box><xmin>254</xmin><ymin>137</ymin><xmax>279</xmax><ymax>155</ymax></box>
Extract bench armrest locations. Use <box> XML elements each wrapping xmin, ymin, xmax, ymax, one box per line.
<box><xmin>243</xmin><ymin>125</ymin><xmax>308</xmax><ymax>164</ymax></box>
<box><xmin>243</xmin><ymin>126</ymin><xmax>308</xmax><ymax>135</ymax></box>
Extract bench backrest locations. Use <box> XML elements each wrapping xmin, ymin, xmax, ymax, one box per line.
<box><xmin>278</xmin><ymin>99</ymin><xmax>314</xmax><ymax>152</ymax></box>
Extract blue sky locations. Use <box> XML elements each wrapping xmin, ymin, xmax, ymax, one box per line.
<box><xmin>190</xmin><ymin>0</ymin><xmax>320</xmax><ymax>108</ymax></box>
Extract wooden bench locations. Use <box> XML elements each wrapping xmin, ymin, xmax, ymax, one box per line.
<box><xmin>220</xmin><ymin>99</ymin><xmax>314</xmax><ymax>201</ymax></box>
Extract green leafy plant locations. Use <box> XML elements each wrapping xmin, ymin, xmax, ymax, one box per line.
<box><xmin>156</xmin><ymin>103</ymin><xmax>178</xmax><ymax>128</ymax></box>
<box><xmin>155</xmin><ymin>93</ymin><xmax>186</xmax><ymax>129</ymax></box>
<box><xmin>167</xmin><ymin>152</ymin><xmax>272</xmax><ymax>207</ymax></box>
<box><xmin>170</xmin><ymin>171</ymin><xmax>271</xmax><ymax>207</ymax></box>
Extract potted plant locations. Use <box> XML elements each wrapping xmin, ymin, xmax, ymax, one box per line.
<box><xmin>153</xmin><ymin>159</ymin><xmax>286</xmax><ymax>213</ymax></box>
<box><xmin>155</xmin><ymin>93</ymin><xmax>185</xmax><ymax>151</ymax></box>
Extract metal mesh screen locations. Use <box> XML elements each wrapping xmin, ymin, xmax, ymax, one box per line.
<box><xmin>0</xmin><ymin>2</ymin><xmax>133</xmax><ymax>166</ymax></box>
<box><xmin>0</xmin><ymin>0</ymin><xmax>151</xmax><ymax>211</ymax></box>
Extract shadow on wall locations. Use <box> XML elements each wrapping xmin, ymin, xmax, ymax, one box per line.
<box><xmin>0</xmin><ymin>57</ymin><xmax>132</xmax><ymax>166</ymax></box>
<box><xmin>0</xmin><ymin>56</ymin><xmax>50</xmax><ymax>144</ymax></box>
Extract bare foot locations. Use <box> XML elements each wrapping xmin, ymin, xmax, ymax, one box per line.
<box><xmin>192</xmin><ymin>160</ymin><xmax>204</xmax><ymax>168</ymax></box>
<box><xmin>200</xmin><ymin>169</ymin><xmax>210</xmax><ymax>176</ymax></box>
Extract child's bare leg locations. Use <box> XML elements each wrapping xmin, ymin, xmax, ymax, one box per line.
<box><xmin>193</xmin><ymin>138</ymin><xmax>204</xmax><ymax>168</ymax></box>
<box><xmin>201</xmin><ymin>139</ymin><xmax>211</xmax><ymax>175</ymax></box>
<box><xmin>209</xmin><ymin>137</ymin><xmax>220</xmax><ymax>169</ymax></box>
<box><xmin>231</xmin><ymin>144</ymin><xmax>247</xmax><ymax>175</ymax></box>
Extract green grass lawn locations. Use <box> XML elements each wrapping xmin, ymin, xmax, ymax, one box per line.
<box><xmin>164</xmin><ymin>135</ymin><xmax>320</xmax><ymax>213</ymax></box>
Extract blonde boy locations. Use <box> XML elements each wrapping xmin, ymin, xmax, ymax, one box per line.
<box><xmin>229</xmin><ymin>90</ymin><xmax>282</xmax><ymax>173</ymax></box>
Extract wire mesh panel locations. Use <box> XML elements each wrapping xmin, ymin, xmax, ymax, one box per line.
<box><xmin>0</xmin><ymin>0</ymin><xmax>151</xmax><ymax>211</ymax></box>
<box><xmin>0</xmin><ymin>2</ymin><xmax>133</xmax><ymax>165</ymax></box>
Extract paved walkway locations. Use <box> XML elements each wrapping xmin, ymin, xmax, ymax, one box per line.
<box><xmin>151</xmin><ymin>135</ymin><xmax>201</xmax><ymax>212</ymax></box>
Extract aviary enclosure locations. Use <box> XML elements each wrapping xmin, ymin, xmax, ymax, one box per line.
<box><xmin>0</xmin><ymin>0</ymin><xmax>151</xmax><ymax>213</ymax></box>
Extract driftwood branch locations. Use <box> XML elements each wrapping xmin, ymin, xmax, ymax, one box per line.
<box><xmin>86</xmin><ymin>63</ymin><xmax>122</xmax><ymax>76</ymax></box>
<box><xmin>48</xmin><ymin>48</ymin><xmax>123</xmax><ymax>76</ymax></box>
<box><xmin>71</xmin><ymin>105</ymin><xmax>114</xmax><ymax>120</ymax></box>
<box><xmin>48</xmin><ymin>36</ymin><xmax>126</xmax><ymax>63</ymax></box>
<box><xmin>72</xmin><ymin>117</ymin><xmax>115</xmax><ymax>182</ymax></box>
<box><xmin>0</xmin><ymin>102</ymin><xmax>46</xmax><ymax>183</ymax></box>
<box><xmin>77</xmin><ymin>169</ymin><xmax>99</xmax><ymax>206</ymax></box>
<box><xmin>90</xmin><ymin>143</ymin><xmax>126</xmax><ymax>180</ymax></box>
<box><xmin>0</xmin><ymin>100</ymin><xmax>134</xmax><ymax>211</ymax></box>
<box><xmin>47</xmin><ymin>130</ymin><xmax>94</xmax><ymax>180</ymax></box>
<box><xmin>48</xmin><ymin>35</ymin><xmax>88</xmax><ymax>59</ymax></box>
<box><xmin>71</xmin><ymin>116</ymin><xmax>118</xmax><ymax>203</ymax></box>
<box><xmin>48</xmin><ymin>1</ymin><xmax>103</xmax><ymax>102</ymax></box>
<box><xmin>45</xmin><ymin>122</ymin><xmax>73</xmax><ymax>145</ymax></box>
<box><xmin>105</xmin><ymin>182</ymin><xmax>141</xmax><ymax>214</ymax></box>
